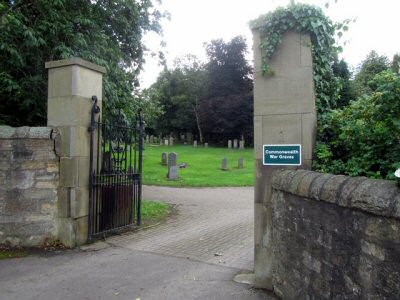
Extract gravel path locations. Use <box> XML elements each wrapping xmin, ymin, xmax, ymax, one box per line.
<box><xmin>105</xmin><ymin>185</ymin><xmax>255</xmax><ymax>271</ymax></box>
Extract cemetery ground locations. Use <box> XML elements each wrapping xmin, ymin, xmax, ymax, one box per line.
<box><xmin>143</xmin><ymin>145</ymin><xmax>254</xmax><ymax>187</ymax></box>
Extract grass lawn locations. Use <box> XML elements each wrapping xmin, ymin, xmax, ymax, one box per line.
<box><xmin>141</xmin><ymin>200</ymin><xmax>172</xmax><ymax>226</ymax></box>
<box><xmin>142</xmin><ymin>144</ymin><xmax>254</xmax><ymax>187</ymax></box>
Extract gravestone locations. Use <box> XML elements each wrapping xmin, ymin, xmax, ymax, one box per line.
<box><xmin>167</xmin><ymin>165</ymin><xmax>179</xmax><ymax>180</ymax></box>
<box><xmin>204</xmin><ymin>142</ymin><xmax>208</xmax><ymax>148</ymax></box>
<box><xmin>146</xmin><ymin>135</ymin><xmax>149</xmax><ymax>143</ymax></box>
<box><xmin>228</xmin><ymin>140</ymin><xmax>232</xmax><ymax>149</ymax></box>
<box><xmin>164</xmin><ymin>139</ymin><xmax>169</xmax><ymax>146</ymax></box>
<box><xmin>159</xmin><ymin>137</ymin><xmax>163</xmax><ymax>146</ymax></box>
<box><xmin>221</xmin><ymin>157</ymin><xmax>228</xmax><ymax>171</ymax></box>
<box><xmin>150</xmin><ymin>135</ymin><xmax>154</xmax><ymax>144</ymax></box>
<box><xmin>238</xmin><ymin>157</ymin><xmax>244</xmax><ymax>169</ymax></box>
<box><xmin>168</xmin><ymin>152</ymin><xmax>178</xmax><ymax>167</ymax></box>
<box><xmin>233</xmin><ymin>139</ymin><xmax>238</xmax><ymax>149</ymax></box>
<box><xmin>239</xmin><ymin>140</ymin><xmax>245</xmax><ymax>150</ymax></box>
<box><xmin>193</xmin><ymin>140</ymin><xmax>197</xmax><ymax>148</ymax></box>
<box><xmin>161</xmin><ymin>152</ymin><xmax>168</xmax><ymax>166</ymax></box>
<box><xmin>169</xmin><ymin>136</ymin><xmax>174</xmax><ymax>147</ymax></box>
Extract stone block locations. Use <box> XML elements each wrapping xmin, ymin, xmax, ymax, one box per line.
<box><xmin>55</xmin><ymin>126</ymin><xmax>91</xmax><ymax>157</ymax></box>
<box><xmin>350</xmin><ymin>179</ymin><xmax>398</xmax><ymax>217</ymax></box>
<box><xmin>11</xmin><ymin>170</ymin><xmax>35</xmax><ymax>189</ymax></box>
<box><xmin>319</xmin><ymin>175</ymin><xmax>348</xmax><ymax>204</ymax></box>
<box><xmin>161</xmin><ymin>152</ymin><xmax>168</xmax><ymax>165</ymax></box>
<box><xmin>56</xmin><ymin>217</ymin><xmax>75</xmax><ymax>248</ymax></box>
<box><xmin>46</xmin><ymin>59</ymin><xmax>105</xmax><ymax>99</ymax></box>
<box><xmin>252</xmin><ymin>29</ymin><xmax>262</xmax><ymax>73</ymax></box>
<box><xmin>75</xmin><ymin>216</ymin><xmax>88</xmax><ymax>246</ymax></box>
<box><xmin>254</xmin><ymin>76</ymin><xmax>315</xmax><ymax>116</ymax></box>
<box><xmin>309</xmin><ymin>173</ymin><xmax>333</xmax><ymax>201</ymax></box>
<box><xmin>167</xmin><ymin>165</ymin><xmax>179</xmax><ymax>180</ymax></box>
<box><xmin>300</xmin><ymin>33</ymin><xmax>313</xmax><ymax>67</ymax></box>
<box><xmin>193</xmin><ymin>140</ymin><xmax>197</xmax><ymax>147</ymax></box>
<box><xmin>47</xmin><ymin>96</ymin><xmax>99</xmax><ymax>127</ymax></box>
<box><xmin>221</xmin><ymin>157</ymin><xmax>228</xmax><ymax>171</ymax></box>
<box><xmin>269</xmin><ymin>31</ymin><xmax>302</xmax><ymax>69</ymax></box>
<box><xmin>228</xmin><ymin>140</ymin><xmax>232</xmax><ymax>149</ymax></box>
<box><xmin>261</xmin><ymin>114</ymin><xmax>302</xmax><ymax>145</ymax></box>
<box><xmin>238</xmin><ymin>158</ymin><xmax>244</xmax><ymax>169</ymax></box>
<box><xmin>297</xmin><ymin>171</ymin><xmax>322</xmax><ymax>198</ymax></box>
<box><xmin>233</xmin><ymin>139</ymin><xmax>238</xmax><ymax>149</ymax></box>
<box><xmin>60</xmin><ymin>157</ymin><xmax>79</xmax><ymax>187</ymax></box>
<box><xmin>78</xmin><ymin>156</ymin><xmax>90</xmax><ymax>187</ymax></box>
<box><xmin>254</xmin><ymin>117</ymin><xmax>263</xmax><ymax>159</ymax></box>
<box><xmin>301</xmin><ymin>113</ymin><xmax>317</xmax><ymax>161</ymax></box>
<box><xmin>70</xmin><ymin>187</ymin><xmax>89</xmax><ymax>218</ymax></box>
<box><xmin>57</xmin><ymin>187</ymin><xmax>71</xmax><ymax>218</ymax></box>
<box><xmin>168</xmin><ymin>152</ymin><xmax>178</xmax><ymax>168</ymax></box>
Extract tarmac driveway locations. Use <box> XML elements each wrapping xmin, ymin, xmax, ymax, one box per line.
<box><xmin>0</xmin><ymin>186</ymin><xmax>276</xmax><ymax>300</ymax></box>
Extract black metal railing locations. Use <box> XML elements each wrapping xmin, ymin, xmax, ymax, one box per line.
<box><xmin>88</xmin><ymin>96</ymin><xmax>143</xmax><ymax>239</ymax></box>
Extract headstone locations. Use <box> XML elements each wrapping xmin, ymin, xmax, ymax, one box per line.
<box><xmin>233</xmin><ymin>139</ymin><xmax>238</xmax><ymax>149</ymax></box>
<box><xmin>150</xmin><ymin>135</ymin><xmax>154</xmax><ymax>144</ymax></box>
<box><xmin>167</xmin><ymin>165</ymin><xmax>179</xmax><ymax>180</ymax></box>
<box><xmin>169</xmin><ymin>136</ymin><xmax>174</xmax><ymax>147</ymax></box>
<box><xmin>204</xmin><ymin>142</ymin><xmax>208</xmax><ymax>148</ymax></box>
<box><xmin>228</xmin><ymin>140</ymin><xmax>232</xmax><ymax>149</ymax></box>
<box><xmin>161</xmin><ymin>152</ymin><xmax>168</xmax><ymax>166</ymax></box>
<box><xmin>181</xmin><ymin>134</ymin><xmax>185</xmax><ymax>140</ymax></box>
<box><xmin>238</xmin><ymin>157</ymin><xmax>244</xmax><ymax>169</ymax></box>
<box><xmin>168</xmin><ymin>152</ymin><xmax>178</xmax><ymax>167</ymax></box>
<box><xmin>221</xmin><ymin>157</ymin><xmax>228</xmax><ymax>171</ymax></box>
<box><xmin>159</xmin><ymin>137</ymin><xmax>163</xmax><ymax>146</ymax></box>
<box><xmin>146</xmin><ymin>135</ymin><xmax>149</xmax><ymax>143</ymax></box>
<box><xmin>164</xmin><ymin>139</ymin><xmax>169</xmax><ymax>146</ymax></box>
<box><xmin>239</xmin><ymin>140</ymin><xmax>245</xmax><ymax>150</ymax></box>
<box><xmin>193</xmin><ymin>140</ymin><xmax>197</xmax><ymax>148</ymax></box>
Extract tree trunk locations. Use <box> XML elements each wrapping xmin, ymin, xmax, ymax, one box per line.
<box><xmin>193</xmin><ymin>103</ymin><xmax>203</xmax><ymax>144</ymax></box>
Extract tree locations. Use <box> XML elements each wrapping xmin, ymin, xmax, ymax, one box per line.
<box><xmin>0</xmin><ymin>0</ymin><xmax>165</xmax><ymax>126</ymax></box>
<box><xmin>199</xmin><ymin>36</ymin><xmax>253</xmax><ymax>143</ymax></box>
<box><xmin>145</xmin><ymin>55</ymin><xmax>207</xmax><ymax>138</ymax></box>
<box><xmin>353</xmin><ymin>50</ymin><xmax>390</xmax><ymax>98</ymax></box>
<box><xmin>332</xmin><ymin>58</ymin><xmax>356</xmax><ymax>108</ymax></box>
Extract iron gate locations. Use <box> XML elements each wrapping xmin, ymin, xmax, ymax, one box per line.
<box><xmin>88</xmin><ymin>96</ymin><xmax>143</xmax><ymax>239</ymax></box>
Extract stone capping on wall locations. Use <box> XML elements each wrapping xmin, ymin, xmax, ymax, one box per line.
<box><xmin>0</xmin><ymin>126</ymin><xmax>61</xmax><ymax>155</ymax></box>
<box><xmin>271</xmin><ymin>169</ymin><xmax>400</xmax><ymax>220</ymax></box>
<box><xmin>45</xmin><ymin>57</ymin><xmax>106</xmax><ymax>74</ymax></box>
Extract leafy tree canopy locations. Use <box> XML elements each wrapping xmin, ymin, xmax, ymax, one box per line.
<box><xmin>353</xmin><ymin>50</ymin><xmax>390</xmax><ymax>98</ymax></box>
<box><xmin>198</xmin><ymin>36</ymin><xmax>253</xmax><ymax>143</ymax></box>
<box><xmin>0</xmin><ymin>0</ymin><xmax>165</xmax><ymax>126</ymax></box>
<box><xmin>145</xmin><ymin>54</ymin><xmax>207</xmax><ymax>136</ymax></box>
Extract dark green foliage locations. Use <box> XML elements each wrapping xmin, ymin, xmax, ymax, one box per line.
<box><xmin>0</xmin><ymin>0</ymin><xmax>164</xmax><ymax>126</ymax></box>
<box><xmin>353</xmin><ymin>50</ymin><xmax>390</xmax><ymax>98</ymax></box>
<box><xmin>145</xmin><ymin>55</ymin><xmax>207</xmax><ymax>136</ymax></box>
<box><xmin>314</xmin><ymin>71</ymin><xmax>400</xmax><ymax>179</ymax></box>
<box><xmin>199</xmin><ymin>36</ymin><xmax>253</xmax><ymax>143</ymax></box>
<box><xmin>332</xmin><ymin>59</ymin><xmax>356</xmax><ymax>108</ymax></box>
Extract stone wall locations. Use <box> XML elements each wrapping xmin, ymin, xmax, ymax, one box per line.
<box><xmin>270</xmin><ymin>169</ymin><xmax>400</xmax><ymax>299</ymax></box>
<box><xmin>0</xmin><ymin>126</ymin><xmax>60</xmax><ymax>247</ymax></box>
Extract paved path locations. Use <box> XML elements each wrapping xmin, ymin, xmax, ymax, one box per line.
<box><xmin>106</xmin><ymin>186</ymin><xmax>255</xmax><ymax>271</ymax></box>
<box><xmin>0</xmin><ymin>186</ymin><xmax>277</xmax><ymax>300</ymax></box>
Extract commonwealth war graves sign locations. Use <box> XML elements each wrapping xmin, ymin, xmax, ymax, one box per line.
<box><xmin>263</xmin><ymin>144</ymin><xmax>301</xmax><ymax>166</ymax></box>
